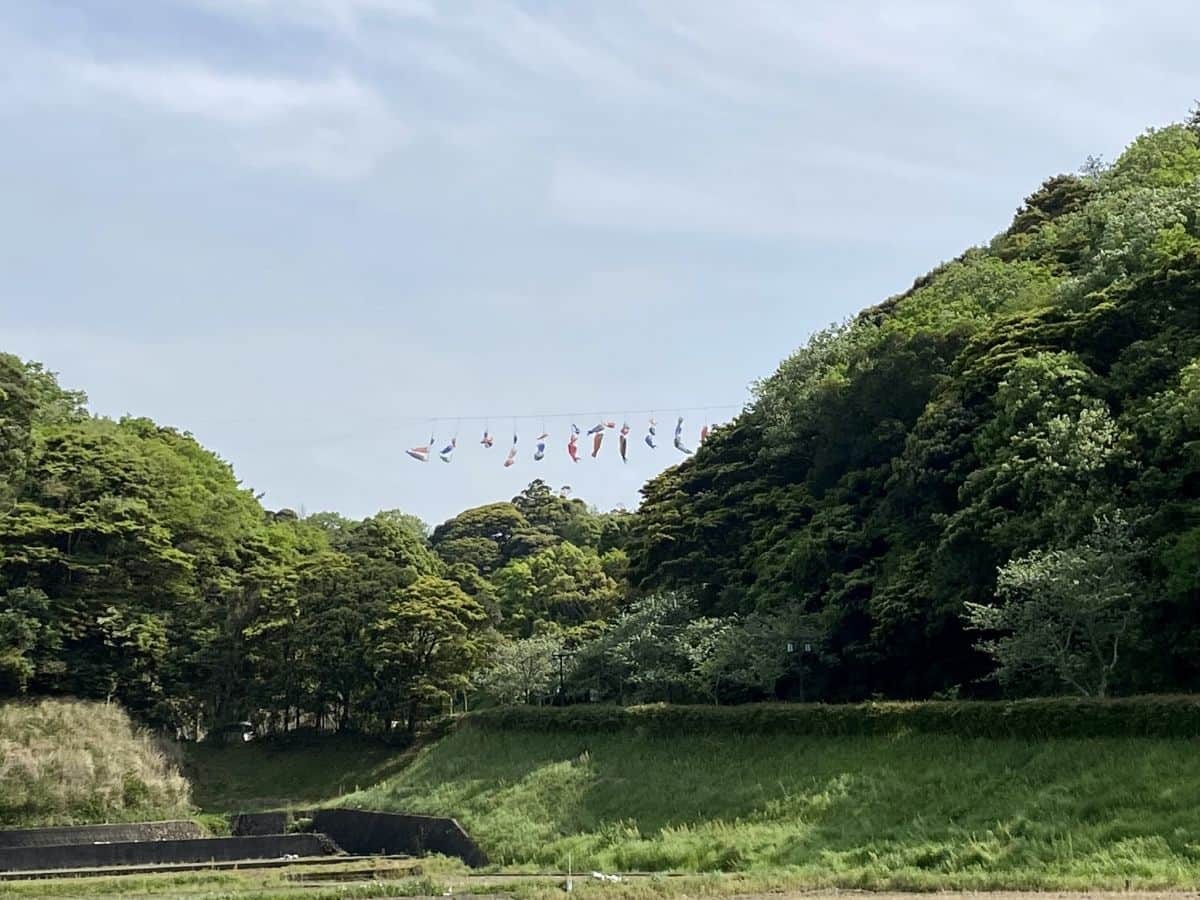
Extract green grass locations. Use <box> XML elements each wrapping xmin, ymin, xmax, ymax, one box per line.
<box><xmin>337</xmin><ymin>724</ymin><xmax>1200</xmax><ymax>889</ymax></box>
<box><xmin>10</xmin><ymin>699</ymin><xmax>1200</xmax><ymax>891</ymax></box>
<box><xmin>181</xmin><ymin>734</ymin><xmax>412</xmax><ymax>814</ymax></box>
<box><xmin>0</xmin><ymin>858</ymin><xmax>449</xmax><ymax>899</ymax></box>
<box><xmin>0</xmin><ymin>699</ymin><xmax>190</xmax><ymax>827</ymax></box>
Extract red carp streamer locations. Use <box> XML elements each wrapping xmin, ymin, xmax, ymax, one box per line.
<box><xmin>407</xmin><ymin>431</ymin><xmax>435</xmax><ymax>462</ymax></box>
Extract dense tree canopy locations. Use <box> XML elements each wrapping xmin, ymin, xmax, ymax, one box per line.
<box><xmin>627</xmin><ymin>121</ymin><xmax>1200</xmax><ymax>701</ymax></box>
<box><xmin>0</xmin><ymin>364</ymin><xmax>633</xmax><ymax>733</ymax></box>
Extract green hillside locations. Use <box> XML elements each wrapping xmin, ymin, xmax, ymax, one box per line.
<box><xmin>626</xmin><ymin>120</ymin><xmax>1200</xmax><ymax>703</ymax></box>
<box><xmin>336</xmin><ymin>718</ymin><xmax>1200</xmax><ymax>890</ymax></box>
<box><xmin>0</xmin><ymin>699</ymin><xmax>191</xmax><ymax>827</ymax></box>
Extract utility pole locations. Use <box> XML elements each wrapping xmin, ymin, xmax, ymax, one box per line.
<box><xmin>557</xmin><ymin>653</ymin><xmax>565</xmax><ymax>694</ymax></box>
<box><xmin>788</xmin><ymin>639</ymin><xmax>813</xmax><ymax>702</ymax></box>
<box><xmin>552</xmin><ymin>650</ymin><xmax>572</xmax><ymax>703</ymax></box>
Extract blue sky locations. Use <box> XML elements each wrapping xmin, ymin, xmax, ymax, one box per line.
<box><xmin>2</xmin><ymin>1</ymin><xmax>1197</xmax><ymax>527</ymax></box>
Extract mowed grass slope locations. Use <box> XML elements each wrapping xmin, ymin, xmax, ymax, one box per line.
<box><xmin>0</xmin><ymin>699</ymin><xmax>190</xmax><ymax>827</ymax></box>
<box><xmin>339</xmin><ymin>724</ymin><xmax>1200</xmax><ymax>888</ymax></box>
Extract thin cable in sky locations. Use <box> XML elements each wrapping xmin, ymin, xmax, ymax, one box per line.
<box><xmin>183</xmin><ymin>402</ymin><xmax>749</xmax><ymax>428</ymax></box>
<box><xmin>182</xmin><ymin>403</ymin><xmax>749</xmax><ymax>450</ymax></box>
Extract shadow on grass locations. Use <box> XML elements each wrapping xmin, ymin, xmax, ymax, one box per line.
<box><xmin>181</xmin><ymin>734</ymin><xmax>417</xmax><ymax>814</ymax></box>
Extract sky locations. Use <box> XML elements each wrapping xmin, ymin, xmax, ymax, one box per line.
<box><xmin>2</xmin><ymin>1</ymin><xmax>1197</xmax><ymax>527</ymax></box>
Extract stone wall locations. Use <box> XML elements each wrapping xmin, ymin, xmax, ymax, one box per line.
<box><xmin>0</xmin><ymin>834</ymin><xmax>338</xmax><ymax>872</ymax></box>
<box><xmin>0</xmin><ymin>821</ymin><xmax>203</xmax><ymax>849</ymax></box>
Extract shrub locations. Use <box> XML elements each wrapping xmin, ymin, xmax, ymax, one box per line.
<box><xmin>464</xmin><ymin>695</ymin><xmax>1200</xmax><ymax>739</ymax></box>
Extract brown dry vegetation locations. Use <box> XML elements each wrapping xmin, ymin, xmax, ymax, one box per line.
<box><xmin>0</xmin><ymin>699</ymin><xmax>191</xmax><ymax>827</ymax></box>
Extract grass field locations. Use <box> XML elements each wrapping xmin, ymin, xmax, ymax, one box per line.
<box><xmin>0</xmin><ymin>700</ymin><xmax>190</xmax><ymax>828</ymax></box>
<box><xmin>336</xmin><ymin>725</ymin><xmax>1200</xmax><ymax>889</ymax></box>
<box><xmin>0</xmin><ymin>859</ymin><xmax>448</xmax><ymax>899</ymax></box>
<box><xmin>8</xmin><ymin>700</ymin><xmax>1200</xmax><ymax>892</ymax></box>
<box><xmin>8</xmin><ymin>870</ymin><xmax>1200</xmax><ymax>900</ymax></box>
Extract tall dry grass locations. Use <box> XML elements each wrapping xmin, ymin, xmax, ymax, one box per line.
<box><xmin>0</xmin><ymin>698</ymin><xmax>191</xmax><ymax>827</ymax></box>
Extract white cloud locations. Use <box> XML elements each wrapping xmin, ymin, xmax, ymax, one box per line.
<box><xmin>66</xmin><ymin>59</ymin><xmax>405</xmax><ymax>177</ymax></box>
<box><xmin>452</xmin><ymin>5</ymin><xmax>659</xmax><ymax>102</ymax></box>
<box><xmin>193</xmin><ymin>0</ymin><xmax>435</xmax><ymax>31</ymax></box>
<box><xmin>193</xmin><ymin>1</ymin><xmax>659</xmax><ymax>101</ymax></box>
<box><xmin>72</xmin><ymin>60</ymin><xmax>362</xmax><ymax>123</ymax></box>
<box><xmin>547</xmin><ymin>151</ymin><xmax>988</xmax><ymax>241</ymax></box>
<box><xmin>633</xmin><ymin>1</ymin><xmax>1144</xmax><ymax>139</ymax></box>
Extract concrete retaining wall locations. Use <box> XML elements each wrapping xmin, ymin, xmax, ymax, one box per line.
<box><xmin>0</xmin><ymin>834</ymin><xmax>338</xmax><ymax>872</ymax></box>
<box><xmin>229</xmin><ymin>811</ymin><xmax>293</xmax><ymax>836</ymax></box>
<box><xmin>0</xmin><ymin>821</ymin><xmax>204</xmax><ymax>849</ymax></box>
<box><xmin>313</xmin><ymin>809</ymin><xmax>487</xmax><ymax>867</ymax></box>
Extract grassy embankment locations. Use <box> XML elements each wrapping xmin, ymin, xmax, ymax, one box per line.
<box><xmin>332</xmin><ymin>704</ymin><xmax>1200</xmax><ymax>890</ymax></box>
<box><xmin>0</xmin><ymin>698</ymin><xmax>409</xmax><ymax>826</ymax></box>
<box><xmin>0</xmin><ymin>699</ymin><xmax>190</xmax><ymax>828</ymax></box>
<box><xmin>7</xmin><ymin>698</ymin><xmax>1200</xmax><ymax>891</ymax></box>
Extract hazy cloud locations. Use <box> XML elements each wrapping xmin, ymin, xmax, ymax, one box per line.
<box><xmin>66</xmin><ymin>60</ymin><xmax>405</xmax><ymax>177</ymax></box>
<box><xmin>192</xmin><ymin>0</ymin><xmax>436</xmax><ymax>30</ymax></box>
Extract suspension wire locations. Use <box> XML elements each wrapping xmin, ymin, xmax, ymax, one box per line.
<box><xmin>182</xmin><ymin>403</ymin><xmax>749</xmax><ymax>449</ymax></box>
<box><xmin>397</xmin><ymin>402</ymin><xmax>746</xmax><ymax>425</ymax></box>
<box><xmin>182</xmin><ymin>402</ymin><xmax>747</xmax><ymax>429</ymax></box>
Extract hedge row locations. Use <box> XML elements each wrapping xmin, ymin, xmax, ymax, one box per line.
<box><xmin>463</xmin><ymin>696</ymin><xmax>1200</xmax><ymax>739</ymax></box>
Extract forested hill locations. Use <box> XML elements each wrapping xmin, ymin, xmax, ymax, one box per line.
<box><xmin>3</xmin><ymin>118</ymin><xmax>1200</xmax><ymax>737</ymax></box>
<box><xmin>627</xmin><ymin>119</ymin><xmax>1200</xmax><ymax>701</ymax></box>
<box><xmin>0</xmin><ymin>350</ymin><xmax>630</xmax><ymax>733</ymax></box>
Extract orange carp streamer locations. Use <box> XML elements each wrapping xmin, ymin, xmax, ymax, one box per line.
<box><xmin>587</xmin><ymin>422</ymin><xmax>613</xmax><ymax>458</ymax></box>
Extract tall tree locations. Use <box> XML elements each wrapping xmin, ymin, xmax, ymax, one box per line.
<box><xmin>367</xmin><ymin>575</ymin><xmax>489</xmax><ymax>731</ymax></box>
<box><xmin>965</xmin><ymin>515</ymin><xmax>1145</xmax><ymax>697</ymax></box>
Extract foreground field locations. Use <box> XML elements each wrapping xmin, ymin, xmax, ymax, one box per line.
<box><xmin>8</xmin><ymin>699</ymin><xmax>1200</xmax><ymax>892</ymax></box>
<box><xmin>0</xmin><ymin>858</ymin><xmax>445</xmax><ymax>899</ymax></box>
<box><xmin>338</xmin><ymin>725</ymin><xmax>1200</xmax><ymax>889</ymax></box>
<box><xmin>7</xmin><ymin>869</ymin><xmax>1200</xmax><ymax>900</ymax></box>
